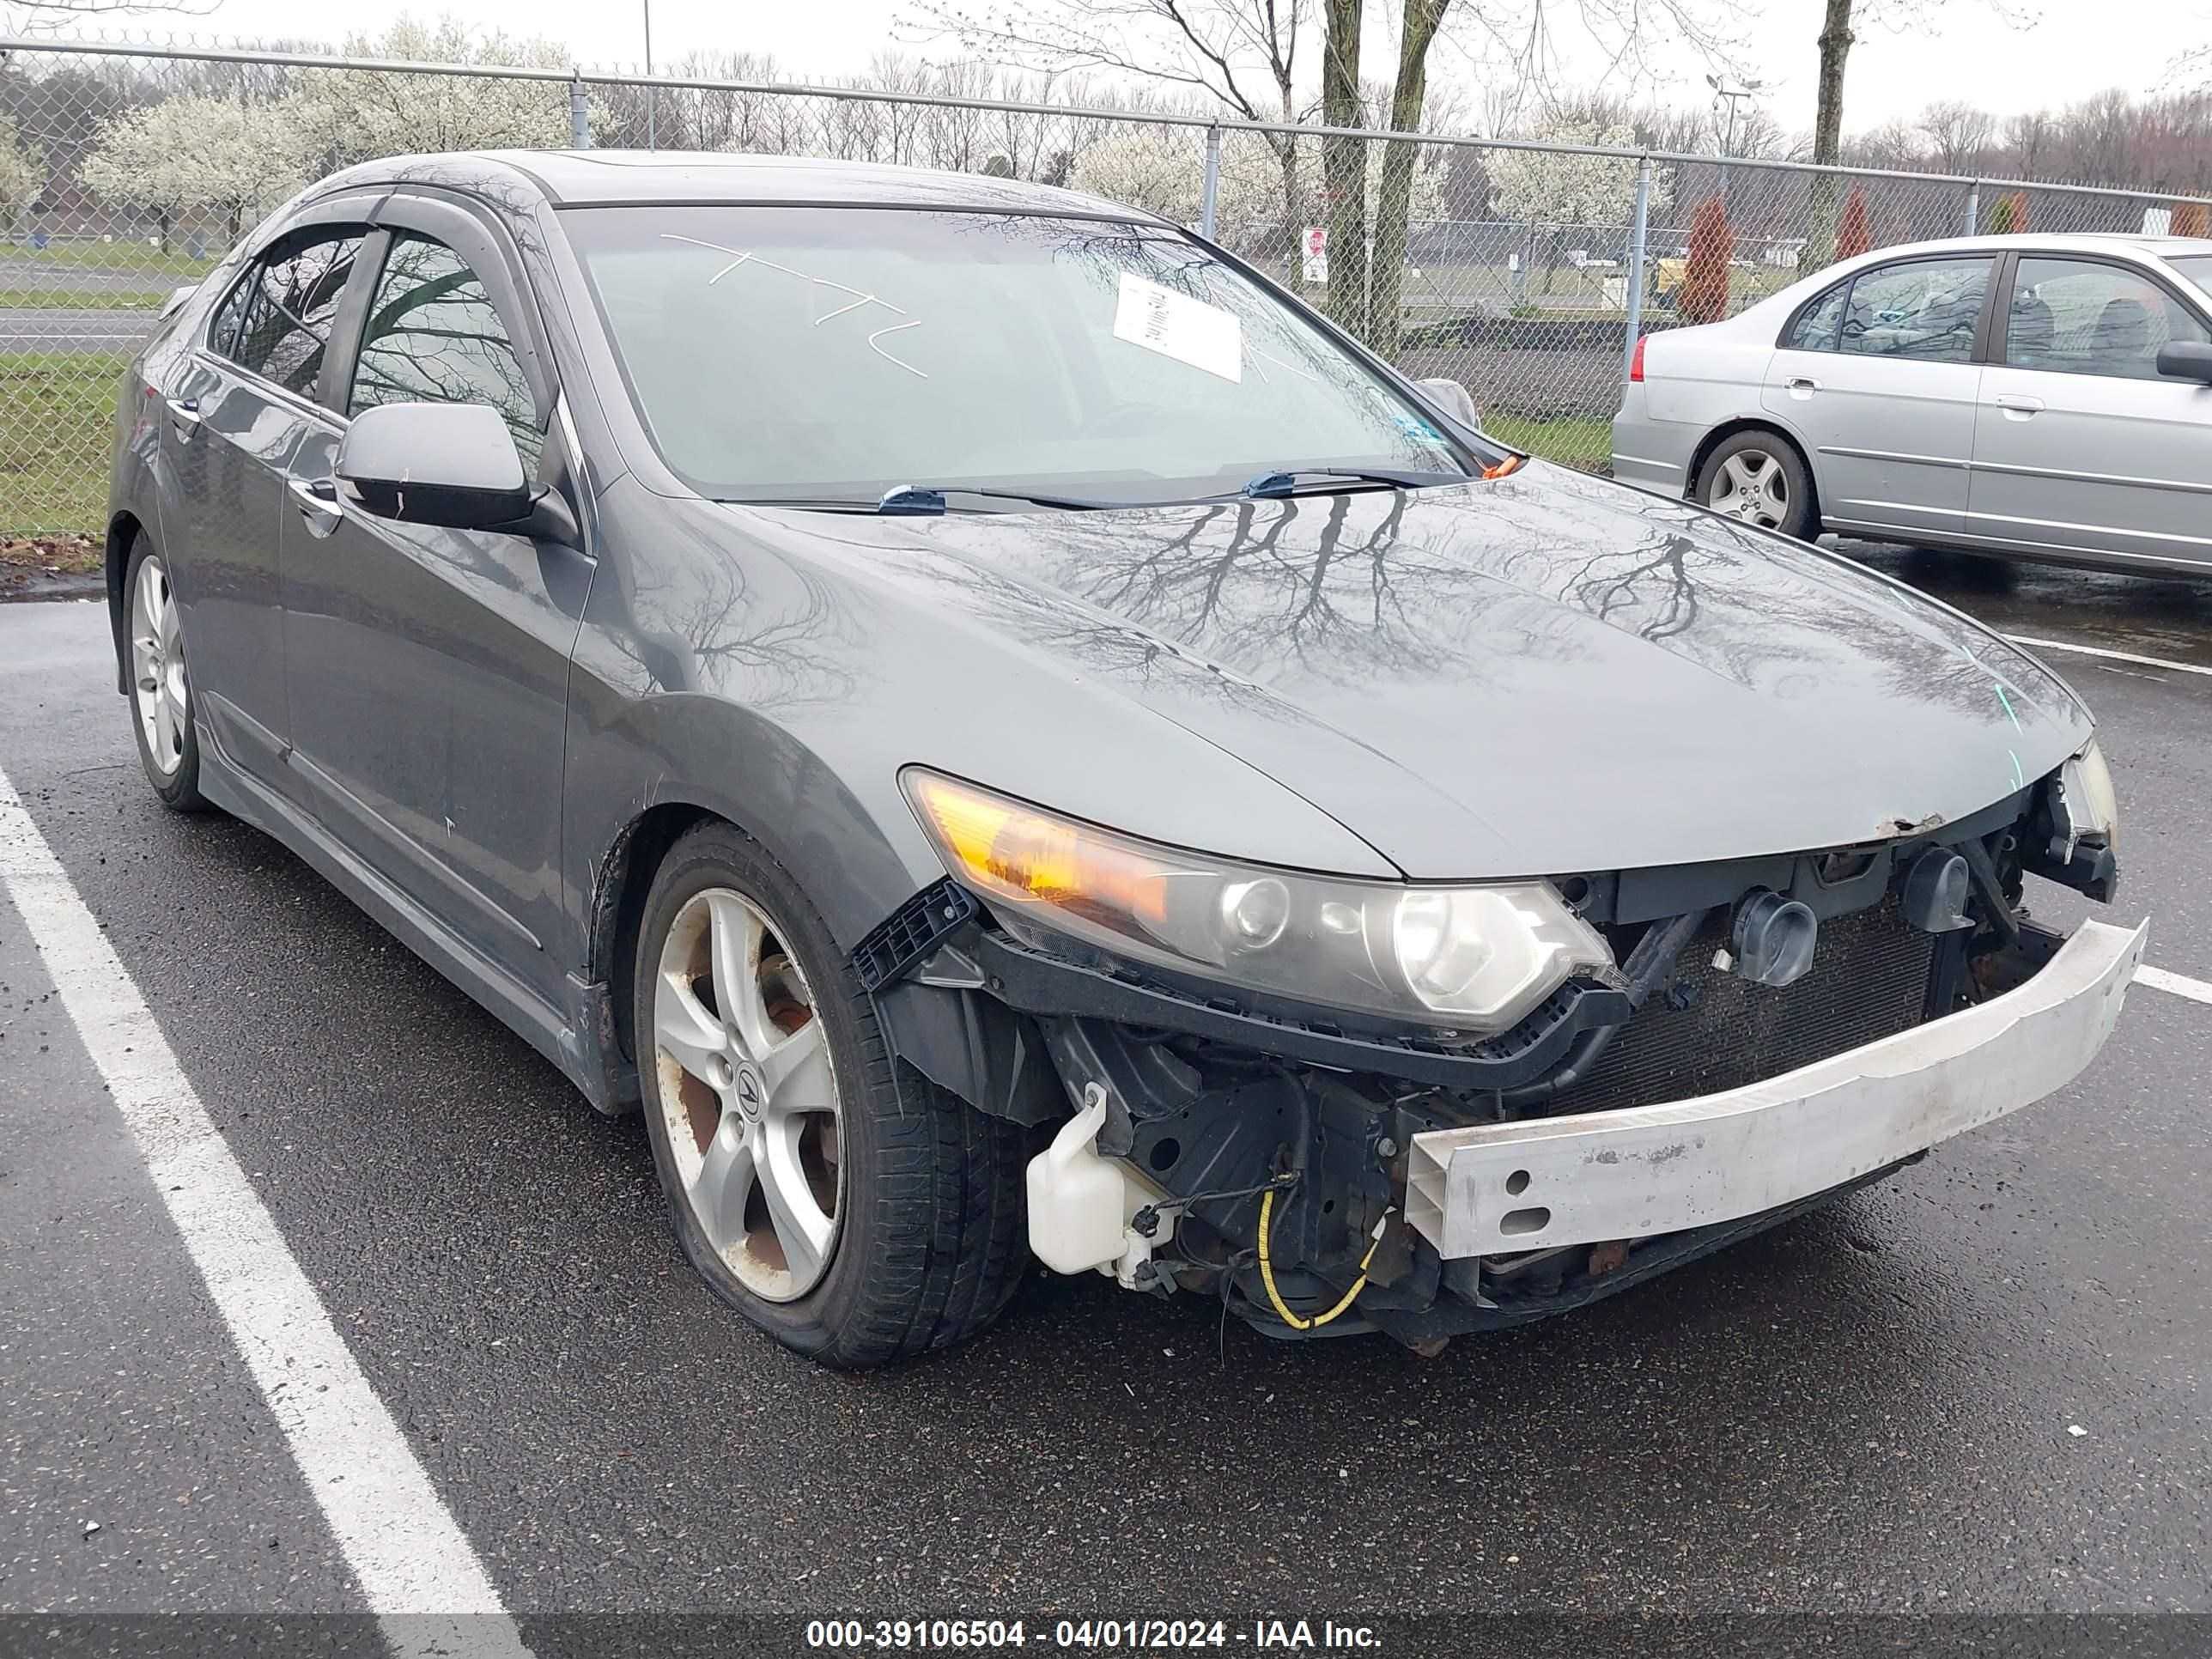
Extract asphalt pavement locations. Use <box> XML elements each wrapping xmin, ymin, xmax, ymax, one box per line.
<box><xmin>3</xmin><ymin>547</ymin><xmax>2209</xmax><ymax>1652</ymax></box>
<box><xmin>0</xmin><ymin>307</ymin><xmax>159</xmax><ymax>354</ymax></box>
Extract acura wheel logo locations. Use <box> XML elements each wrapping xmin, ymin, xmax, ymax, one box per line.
<box><xmin>733</xmin><ymin>1063</ymin><xmax>764</xmax><ymax>1119</ymax></box>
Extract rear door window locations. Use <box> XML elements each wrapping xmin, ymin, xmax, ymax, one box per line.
<box><xmin>2003</xmin><ymin>257</ymin><xmax>2210</xmax><ymax>380</ymax></box>
<box><xmin>214</xmin><ymin>231</ymin><xmax>368</xmax><ymax>398</ymax></box>
<box><xmin>1781</xmin><ymin>281</ymin><xmax>1848</xmax><ymax>351</ymax></box>
<box><xmin>1839</xmin><ymin>258</ymin><xmax>1990</xmax><ymax>363</ymax></box>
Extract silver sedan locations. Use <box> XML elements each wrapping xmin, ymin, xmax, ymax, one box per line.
<box><xmin>1611</xmin><ymin>232</ymin><xmax>2212</xmax><ymax>575</ymax></box>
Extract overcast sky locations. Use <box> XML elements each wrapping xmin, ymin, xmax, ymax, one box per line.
<box><xmin>78</xmin><ymin>0</ymin><xmax>2212</xmax><ymax>137</ymax></box>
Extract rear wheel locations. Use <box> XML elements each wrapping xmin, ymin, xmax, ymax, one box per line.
<box><xmin>125</xmin><ymin>543</ymin><xmax>208</xmax><ymax>811</ymax></box>
<box><xmin>633</xmin><ymin>822</ymin><xmax>1030</xmax><ymax>1367</ymax></box>
<box><xmin>1696</xmin><ymin>432</ymin><xmax>1816</xmax><ymax>542</ymax></box>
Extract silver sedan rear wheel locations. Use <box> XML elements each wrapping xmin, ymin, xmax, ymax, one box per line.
<box><xmin>131</xmin><ymin>553</ymin><xmax>189</xmax><ymax>778</ymax></box>
<box><xmin>1705</xmin><ymin>447</ymin><xmax>1790</xmax><ymax>530</ymax></box>
<box><xmin>650</xmin><ymin>886</ymin><xmax>844</xmax><ymax>1303</ymax></box>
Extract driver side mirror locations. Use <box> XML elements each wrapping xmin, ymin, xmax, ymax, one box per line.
<box><xmin>2155</xmin><ymin>340</ymin><xmax>2212</xmax><ymax>384</ymax></box>
<box><xmin>337</xmin><ymin>402</ymin><xmax>577</xmax><ymax>544</ymax></box>
<box><xmin>1415</xmin><ymin>376</ymin><xmax>1482</xmax><ymax>430</ymax></box>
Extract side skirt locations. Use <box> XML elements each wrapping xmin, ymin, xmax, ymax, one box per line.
<box><xmin>196</xmin><ymin>734</ymin><xmax>611</xmax><ymax>1111</ymax></box>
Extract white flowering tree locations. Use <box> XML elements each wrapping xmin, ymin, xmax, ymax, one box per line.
<box><xmin>1488</xmin><ymin>121</ymin><xmax>1662</xmax><ymax>296</ymax></box>
<box><xmin>1489</xmin><ymin>122</ymin><xmax>1644</xmax><ymax>231</ymax></box>
<box><xmin>0</xmin><ymin>117</ymin><xmax>40</xmax><ymax>235</ymax></box>
<box><xmin>1070</xmin><ymin>125</ymin><xmax>1275</xmax><ymax>240</ymax></box>
<box><xmin>82</xmin><ymin>96</ymin><xmax>306</xmax><ymax>249</ymax></box>
<box><xmin>282</xmin><ymin>20</ymin><xmax>572</xmax><ymax>173</ymax></box>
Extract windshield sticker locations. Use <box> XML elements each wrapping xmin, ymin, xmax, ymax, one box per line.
<box><xmin>1113</xmin><ymin>273</ymin><xmax>1243</xmax><ymax>383</ymax></box>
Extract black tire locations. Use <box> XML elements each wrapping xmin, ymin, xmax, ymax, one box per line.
<box><xmin>122</xmin><ymin>539</ymin><xmax>210</xmax><ymax>812</ymax></box>
<box><xmin>1694</xmin><ymin>430</ymin><xmax>1817</xmax><ymax>542</ymax></box>
<box><xmin>632</xmin><ymin>821</ymin><xmax>1030</xmax><ymax>1369</ymax></box>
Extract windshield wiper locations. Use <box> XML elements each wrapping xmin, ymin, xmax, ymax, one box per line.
<box><xmin>1239</xmin><ymin>466</ymin><xmax>1464</xmax><ymax>500</ymax></box>
<box><xmin>727</xmin><ymin>484</ymin><xmax>1127</xmax><ymax>514</ymax></box>
<box><xmin>735</xmin><ymin>469</ymin><xmax>1464</xmax><ymax>517</ymax></box>
<box><xmin>875</xmin><ymin>483</ymin><xmax>1121</xmax><ymax>514</ymax></box>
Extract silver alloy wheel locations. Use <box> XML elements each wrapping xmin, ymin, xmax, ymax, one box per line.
<box><xmin>131</xmin><ymin>555</ymin><xmax>189</xmax><ymax>777</ymax></box>
<box><xmin>1707</xmin><ymin>448</ymin><xmax>1790</xmax><ymax>529</ymax></box>
<box><xmin>652</xmin><ymin>887</ymin><xmax>844</xmax><ymax>1302</ymax></box>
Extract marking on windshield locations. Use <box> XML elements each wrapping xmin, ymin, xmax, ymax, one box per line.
<box><xmin>815</xmin><ymin>291</ymin><xmax>876</xmax><ymax>325</ymax></box>
<box><xmin>662</xmin><ymin>233</ymin><xmax>929</xmax><ymax>378</ymax></box>
<box><xmin>1249</xmin><ymin>346</ymin><xmax>1318</xmax><ymax>386</ymax></box>
<box><xmin>866</xmin><ymin>319</ymin><xmax>927</xmax><ymax>378</ymax></box>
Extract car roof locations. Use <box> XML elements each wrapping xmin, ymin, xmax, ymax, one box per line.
<box><xmin>1824</xmin><ymin>230</ymin><xmax>2212</xmax><ymax>266</ymax></box>
<box><xmin>315</xmin><ymin>149</ymin><xmax>1152</xmax><ymax>221</ymax></box>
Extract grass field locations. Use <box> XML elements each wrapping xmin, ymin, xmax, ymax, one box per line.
<box><xmin>1479</xmin><ymin>411</ymin><xmax>1613</xmax><ymax>470</ymax></box>
<box><xmin>1</xmin><ymin>351</ymin><xmax>129</xmax><ymax>537</ymax></box>
<box><xmin>0</xmin><ymin>289</ymin><xmax>170</xmax><ymax>311</ymax></box>
<box><xmin>4</xmin><ymin>240</ymin><xmax>218</xmax><ymax>280</ymax></box>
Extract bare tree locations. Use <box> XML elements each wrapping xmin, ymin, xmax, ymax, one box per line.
<box><xmin>2002</xmin><ymin>108</ymin><xmax>2055</xmax><ymax>177</ymax></box>
<box><xmin>1318</xmin><ymin>0</ymin><xmax>1370</xmax><ymax>332</ymax></box>
<box><xmin>1350</xmin><ymin>0</ymin><xmax>1740</xmax><ymax>339</ymax></box>
<box><xmin>905</xmin><ymin>0</ymin><xmax>1313</xmax><ymax>259</ymax></box>
<box><xmin>591</xmin><ymin>50</ymin><xmax>791</xmax><ymax>154</ymax></box>
<box><xmin>1805</xmin><ymin>2</ymin><xmax>2027</xmax><ymax>263</ymax></box>
<box><xmin>1364</xmin><ymin>0</ymin><xmax>1449</xmax><ymax>353</ymax></box>
<box><xmin>915</xmin><ymin>0</ymin><xmax>1738</xmax><ymax>344</ymax></box>
<box><xmin>1919</xmin><ymin>99</ymin><xmax>1996</xmax><ymax>173</ymax></box>
<box><xmin>2065</xmin><ymin>86</ymin><xmax>2136</xmax><ymax>185</ymax></box>
<box><xmin>2</xmin><ymin>0</ymin><xmax>220</xmax><ymax>30</ymax></box>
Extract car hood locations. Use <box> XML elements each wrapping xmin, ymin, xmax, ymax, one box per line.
<box><xmin>741</xmin><ymin>465</ymin><xmax>2092</xmax><ymax>880</ymax></box>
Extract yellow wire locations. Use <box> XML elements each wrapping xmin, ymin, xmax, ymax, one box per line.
<box><xmin>1256</xmin><ymin>1186</ymin><xmax>1382</xmax><ymax>1331</ymax></box>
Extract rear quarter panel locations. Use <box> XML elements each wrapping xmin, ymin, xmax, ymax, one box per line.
<box><xmin>1641</xmin><ymin>321</ymin><xmax>1778</xmax><ymax>430</ymax></box>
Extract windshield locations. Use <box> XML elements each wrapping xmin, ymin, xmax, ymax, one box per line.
<box><xmin>2170</xmin><ymin>255</ymin><xmax>2212</xmax><ymax>301</ymax></box>
<box><xmin>559</xmin><ymin>205</ymin><xmax>1491</xmax><ymax>507</ymax></box>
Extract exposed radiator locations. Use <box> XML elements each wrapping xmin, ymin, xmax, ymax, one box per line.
<box><xmin>1551</xmin><ymin>897</ymin><xmax>1937</xmax><ymax>1116</ymax></box>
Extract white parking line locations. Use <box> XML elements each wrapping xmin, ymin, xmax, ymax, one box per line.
<box><xmin>2137</xmin><ymin>963</ymin><xmax>2212</xmax><ymax>1006</ymax></box>
<box><xmin>2003</xmin><ymin>634</ymin><xmax>2212</xmax><ymax>681</ymax></box>
<box><xmin>0</xmin><ymin>764</ymin><xmax>530</xmax><ymax>1659</ymax></box>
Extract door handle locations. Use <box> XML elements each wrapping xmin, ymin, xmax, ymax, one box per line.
<box><xmin>1994</xmin><ymin>393</ymin><xmax>2045</xmax><ymax>414</ymax></box>
<box><xmin>164</xmin><ymin>394</ymin><xmax>202</xmax><ymax>437</ymax></box>
<box><xmin>1784</xmin><ymin>376</ymin><xmax>1819</xmax><ymax>395</ymax></box>
<box><xmin>289</xmin><ymin>475</ymin><xmax>343</xmax><ymax>535</ymax></box>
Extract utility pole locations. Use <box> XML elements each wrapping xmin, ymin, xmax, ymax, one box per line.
<box><xmin>1705</xmin><ymin>75</ymin><xmax>1761</xmax><ymax>158</ymax></box>
<box><xmin>1705</xmin><ymin>75</ymin><xmax>1763</xmax><ymax>219</ymax></box>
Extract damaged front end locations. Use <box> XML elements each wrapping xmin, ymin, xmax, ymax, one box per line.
<box><xmin>854</xmin><ymin>750</ymin><xmax>2139</xmax><ymax>1350</ymax></box>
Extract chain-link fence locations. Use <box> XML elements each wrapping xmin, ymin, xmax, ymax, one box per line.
<box><xmin>4</xmin><ymin>33</ymin><xmax>2209</xmax><ymax>535</ymax></box>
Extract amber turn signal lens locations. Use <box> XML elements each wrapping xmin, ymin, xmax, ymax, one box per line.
<box><xmin>904</xmin><ymin>771</ymin><xmax>1167</xmax><ymax>924</ymax></box>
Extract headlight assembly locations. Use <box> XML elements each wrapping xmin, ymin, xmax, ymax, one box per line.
<box><xmin>2057</xmin><ymin>738</ymin><xmax>2118</xmax><ymax>856</ymax></box>
<box><xmin>902</xmin><ymin>769</ymin><xmax>1613</xmax><ymax>1034</ymax></box>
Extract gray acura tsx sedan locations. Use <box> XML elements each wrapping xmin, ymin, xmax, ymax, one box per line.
<box><xmin>106</xmin><ymin>150</ymin><xmax>2142</xmax><ymax>1367</ymax></box>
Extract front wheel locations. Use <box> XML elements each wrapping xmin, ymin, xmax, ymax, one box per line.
<box><xmin>1696</xmin><ymin>433</ymin><xmax>1816</xmax><ymax>541</ymax></box>
<box><xmin>124</xmin><ymin>542</ymin><xmax>209</xmax><ymax>811</ymax></box>
<box><xmin>633</xmin><ymin>822</ymin><xmax>1031</xmax><ymax>1368</ymax></box>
